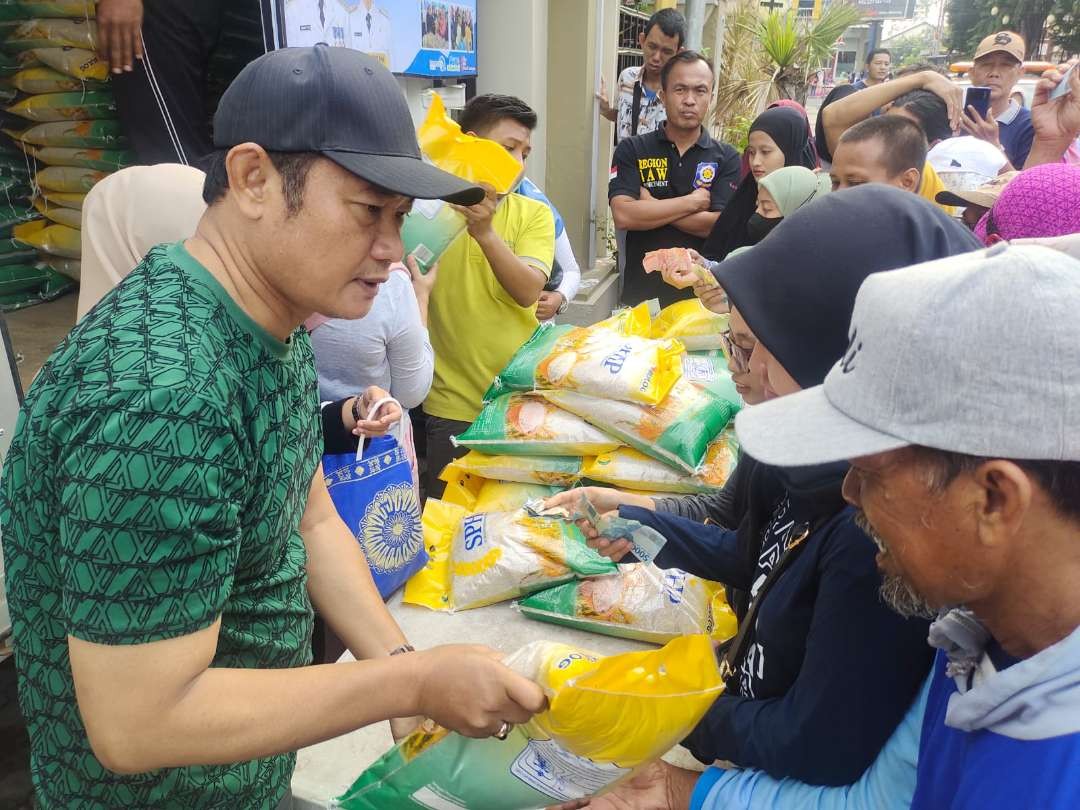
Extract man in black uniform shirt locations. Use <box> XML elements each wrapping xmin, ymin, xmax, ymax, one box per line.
<box><xmin>608</xmin><ymin>51</ymin><xmax>740</xmax><ymax>307</ymax></box>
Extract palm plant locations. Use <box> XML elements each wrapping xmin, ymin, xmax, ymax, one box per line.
<box><xmin>713</xmin><ymin>1</ymin><xmax>863</xmax><ymax>145</ymax></box>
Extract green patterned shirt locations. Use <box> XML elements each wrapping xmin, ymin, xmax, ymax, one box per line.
<box><xmin>0</xmin><ymin>242</ymin><xmax>321</xmax><ymax>808</ymax></box>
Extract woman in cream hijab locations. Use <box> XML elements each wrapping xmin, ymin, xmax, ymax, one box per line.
<box><xmin>77</xmin><ymin>163</ymin><xmax>207</xmax><ymax>319</ymax></box>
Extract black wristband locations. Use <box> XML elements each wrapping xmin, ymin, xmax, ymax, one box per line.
<box><xmin>321</xmin><ymin>398</ymin><xmax>361</xmax><ymax>455</ymax></box>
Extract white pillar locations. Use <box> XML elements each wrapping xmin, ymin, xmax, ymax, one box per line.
<box><xmin>476</xmin><ymin>0</ymin><xmax>549</xmax><ymax>186</ymax></box>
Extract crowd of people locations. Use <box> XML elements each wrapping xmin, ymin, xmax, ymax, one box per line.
<box><xmin>1</xmin><ymin>5</ymin><xmax>1079</xmax><ymax>809</ymax></box>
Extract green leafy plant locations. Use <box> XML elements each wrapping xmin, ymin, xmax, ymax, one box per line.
<box><xmin>713</xmin><ymin>1</ymin><xmax>863</xmax><ymax>140</ymax></box>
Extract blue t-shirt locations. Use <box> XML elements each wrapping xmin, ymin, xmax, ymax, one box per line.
<box><xmin>997</xmin><ymin>103</ymin><xmax>1035</xmax><ymax>168</ymax></box>
<box><xmin>912</xmin><ymin>652</ymin><xmax>1080</xmax><ymax>809</ymax></box>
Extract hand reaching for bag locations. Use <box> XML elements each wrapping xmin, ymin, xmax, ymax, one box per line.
<box><xmin>547</xmin><ymin>760</ymin><xmax>701</xmax><ymax>810</ymax></box>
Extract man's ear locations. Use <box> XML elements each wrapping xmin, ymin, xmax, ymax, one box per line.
<box><xmin>901</xmin><ymin>167</ymin><xmax>922</xmax><ymax>193</ymax></box>
<box><xmin>224</xmin><ymin>143</ymin><xmax>274</xmax><ymax>221</ymax></box>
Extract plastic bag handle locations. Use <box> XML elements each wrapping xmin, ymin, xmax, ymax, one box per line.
<box><xmin>356</xmin><ymin>396</ymin><xmax>404</xmax><ymax>461</ymax></box>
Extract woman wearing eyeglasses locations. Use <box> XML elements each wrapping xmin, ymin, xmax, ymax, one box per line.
<box><xmin>551</xmin><ymin>188</ymin><xmax>980</xmax><ymax>808</ymax></box>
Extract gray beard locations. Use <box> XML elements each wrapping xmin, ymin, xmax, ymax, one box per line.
<box><xmin>853</xmin><ymin>510</ymin><xmax>936</xmax><ymax>620</ymax></box>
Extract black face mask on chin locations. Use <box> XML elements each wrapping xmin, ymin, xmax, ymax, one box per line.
<box><xmin>747</xmin><ymin>213</ymin><xmax>783</xmax><ymax>243</ymax></box>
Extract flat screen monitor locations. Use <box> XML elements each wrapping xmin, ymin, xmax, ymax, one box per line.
<box><xmin>277</xmin><ymin>0</ymin><xmax>478</xmax><ymax>78</ymax></box>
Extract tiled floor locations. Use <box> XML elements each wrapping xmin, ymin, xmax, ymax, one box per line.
<box><xmin>4</xmin><ymin>292</ymin><xmax>77</xmax><ymax>390</ymax></box>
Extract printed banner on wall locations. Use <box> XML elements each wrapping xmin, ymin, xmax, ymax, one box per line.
<box><xmin>279</xmin><ymin>0</ymin><xmax>478</xmax><ymax>77</ymax></box>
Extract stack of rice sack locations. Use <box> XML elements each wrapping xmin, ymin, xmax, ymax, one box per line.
<box><xmin>0</xmin><ymin>1</ymin><xmax>127</xmax><ymax>307</ymax></box>
<box><xmin>403</xmin><ymin>301</ymin><xmax>742</xmax><ymax>646</ymax></box>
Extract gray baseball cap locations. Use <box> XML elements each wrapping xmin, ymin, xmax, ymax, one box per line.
<box><xmin>213</xmin><ymin>45</ymin><xmax>484</xmax><ymax>205</ymax></box>
<box><xmin>735</xmin><ymin>243</ymin><xmax>1080</xmax><ymax>466</ymax></box>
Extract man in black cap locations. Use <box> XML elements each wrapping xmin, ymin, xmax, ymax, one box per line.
<box><xmin>0</xmin><ymin>46</ymin><xmax>546</xmax><ymax>809</ymax></box>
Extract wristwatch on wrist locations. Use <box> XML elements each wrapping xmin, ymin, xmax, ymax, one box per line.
<box><xmin>389</xmin><ymin>644</ymin><xmax>415</xmax><ymax>656</ymax></box>
<box><xmin>351</xmin><ymin>396</ymin><xmax>364</xmax><ymax>425</ymax></box>
<box><xmin>556</xmin><ymin>294</ymin><xmax>569</xmax><ymax>315</ymax></box>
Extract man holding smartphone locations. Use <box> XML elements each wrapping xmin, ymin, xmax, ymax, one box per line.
<box><xmin>962</xmin><ymin>31</ymin><xmax>1035</xmax><ymax>169</ymax></box>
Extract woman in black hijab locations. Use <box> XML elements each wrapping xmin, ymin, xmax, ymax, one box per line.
<box><xmin>563</xmin><ymin>188</ymin><xmax>982</xmax><ymax>807</ymax></box>
<box><xmin>701</xmin><ymin>106</ymin><xmax>817</xmax><ymax>260</ymax></box>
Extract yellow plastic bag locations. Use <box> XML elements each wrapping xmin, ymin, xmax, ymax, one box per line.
<box><xmin>13</xmin><ymin>220</ymin><xmax>79</xmax><ymax>258</ymax></box>
<box><xmin>651</xmin><ymin>299</ymin><xmax>728</xmax><ymax>351</ymax></box>
<box><xmin>11</xmin><ymin>65</ymin><xmax>101</xmax><ymax>94</ymax></box>
<box><xmin>529</xmin><ymin>634</ymin><xmax>724</xmax><ymax>764</ymax></box>
<box><xmin>417</xmin><ymin>93</ymin><xmax>523</xmax><ymax>192</ymax></box>
<box><xmin>443</xmin><ymin>449</ymin><xmax>583</xmax><ymax>487</ymax></box>
<box><xmin>583</xmin><ymin>433</ymin><xmax>738</xmax><ymax>493</ymax></box>
<box><xmin>403</xmin><ymin>499</ymin><xmax>614</xmax><ymax>612</ymax></box>
<box><xmin>32</xmin><ymin>196</ymin><xmax>80</xmax><ymax>228</ymax></box>
<box><xmin>440</xmin><ymin>468</ymin><xmax>557</xmax><ymax>514</ymax></box>
<box><xmin>518</xmin><ymin>563</ymin><xmax>738</xmax><ymax>645</ymax></box>
<box><xmin>34</xmin><ymin>166</ymin><xmax>106</xmax><ymax>192</ymax></box>
<box><xmin>401</xmin><ymin>94</ymin><xmax>525</xmax><ymax>273</ymax></box>
<box><xmin>337</xmin><ymin>635</ymin><xmax>723</xmax><ymax>809</ymax></box>
<box><xmin>30</xmin><ymin>47</ymin><xmax>108</xmax><ymax>82</ymax></box>
<box><xmin>26</xmin><ymin>145</ymin><xmax>131</xmax><ymax>171</ymax></box>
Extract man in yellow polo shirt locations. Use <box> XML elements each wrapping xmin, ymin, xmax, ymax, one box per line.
<box><xmin>424</xmin><ymin>94</ymin><xmax>555</xmax><ymax>496</ymax></box>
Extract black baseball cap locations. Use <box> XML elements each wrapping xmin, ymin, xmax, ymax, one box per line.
<box><xmin>213</xmin><ymin>45</ymin><xmax>484</xmax><ymax>205</ymax></box>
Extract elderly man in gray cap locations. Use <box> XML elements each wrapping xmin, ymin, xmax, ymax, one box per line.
<box><xmin>730</xmin><ymin>242</ymin><xmax>1080</xmax><ymax>810</ymax></box>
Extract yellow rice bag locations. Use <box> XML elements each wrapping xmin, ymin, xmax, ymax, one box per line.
<box><xmin>40</xmin><ymin>254</ymin><xmax>79</xmax><ymax>281</ymax></box>
<box><xmin>651</xmin><ymin>299</ymin><xmax>728</xmax><ymax>351</ymax></box>
<box><xmin>41</xmin><ymin>189</ymin><xmax>86</xmax><ymax>209</ymax></box>
<box><xmin>337</xmin><ymin>635</ymin><xmax>723</xmax><ymax>809</ymax></box>
<box><xmin>26</xmin><ymin>145</ymin><xmax>131</xmax><ymax>171</ymax></box>
<box><xmin>518</xmin><ymin>563</ymin><xmax>738</xmax><ymax>645</ymax></box>
<box><xmin>583</xmin><ymin>433</ymin><xmax>739</xmax><ymax>493</ymax></box>
<box><xmin>32</xmin><ymin>196</ymin><xmax>80</xmax><ymax>228</ymax></box>
<box><xmin>440</xmin><ymin>469</ymin><xmax>557</xmax><ymax>514</ymax></box>
<box><xmin>13</xmin><ymin>220</ymin><xmax>79</xmax><ymax>258</ymax></box>
<box><xmin>7</xmin><ymin>89</ymin><xmax>116</xmax><ymax>122</ymax></box>
<box><xmin>487</xmin><ymin>304</ymin><xmax>684</xmax><ymax>406</ymax></box>
<box><xmin>543</xmin><ymin>379</ymin><xmax>735</xmax><ymax>474</ymax></box>
<box><xmin>31</xmin><ymin>47</ymin><xmax>108</xmax><ymax>82</ymax></box>
<box><xmin>34</xmin><ymin>166</ymin><xmax>106</xmax><ymax>193</ymax></box>
<box><xmin>453</xmin><ymin>392</ymin><xmax>623</xmax><ymax>456</ymax></box>
<box><xmin>403</xmin><ymin>500</ymin><xmax>614</xmax><ymax>612</ymax></box>
<box><xmin>5</xmin><ymin>19</ymin><xmax>98</xmax><ymax>51</ymax></box>
<box><xmin>11</xmin><ymin>65</ymin><xmax>101</xmax><ymax>94</ymax></box>
<box><xmin>443</xmin><ymin>449</ymin><xmax>582</xmax><ymax>487</ymax></box>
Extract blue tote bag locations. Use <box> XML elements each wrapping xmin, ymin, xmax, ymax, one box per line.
<box><xmin>322</xmin><ymin>397</ymin><xmax>426</xmax><ymax>599</ymax></box>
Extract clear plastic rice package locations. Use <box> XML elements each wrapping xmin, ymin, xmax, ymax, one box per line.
<box><xmin>542</xmin><ymin>379</ymin><xmax>735</xmax><ymax>474</ymax></box>
<box><xmin>517</xmin><ymin>563</ymin><xmax>738</xmax><ymax>645</ymax></box>
<box><xmin>442</xmin><ymin>449</ymin><xmax>583</xmax><ymax>487</ymax></box>
<box><xmin>401</xmin><ymin>94</ymin><xmax>523</xmax><ymax>273</ymax></box>
<box><xmin>651</xmin><ymin>299</ymin><xmax>727</xmax><ymax>351</ymax></box>
<box><xmin>41</xmin><ymin>254</ymin><xmax>78</xmax><ymax>281</ymax></box>
<box><xmin>583</xmin><ymin>432</ymin><xmax>739</xmax><ymax>494</ymax></box>
<box><xmin>8</xmin><ymin>119</ymin><xmax>125</xmax><ymax>148</ymax></box>
<box><xmin>440</xmin><ymin>470</ymin><xmax>558</xmax><ymax>514</ymax></box>
<box><xmin>403</xmin><ymin>499</ymin><xmax>615</xmax><ymax>612</ymax></box>
<box><xmin>30</xmin><ymin>47</ymin><xmax>108</xmax><ymax>82</ymax></box>
<box><xmin>4</xmin><ymin>18</ymin><xmax>98</xmax><ymax>52</ymax></box>
<box><xmin>24</xmin><ymin>144</ymin><xmax>131</xmax><ymax>171</ymax></box>
<box><xmin>11</xmin><ymin>65</ymin><xmax>103</xmax><ymax>94</ymax></box>
<box><xmin>7</xmin><ymin>90</ymin><xmax>116</xmax><ymax>122</ymax></box>
<box><xmin>34</xmin><ymin>165</ymin><xmax>106</xmax><ymax>192</ymax></box>
<box><xmin>485</xmin><ymin>304</ymin><xmax>685</xmax><ymax>406</ymax></box>
<box><xmin>453</xmin><ymin>392</ymin><xmax>623</xmax><ymax>457</ymax></box>
<box><xmin>336</xmin><ymin>634</ymin><xmax>724</xmax><ymax>809</ymax></box>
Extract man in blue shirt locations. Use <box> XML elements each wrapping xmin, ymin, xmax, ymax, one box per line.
<box><xmin>960</xmin><ymin>31</ymin><xmax>1035</xmax><ymax>168</ymax></box>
